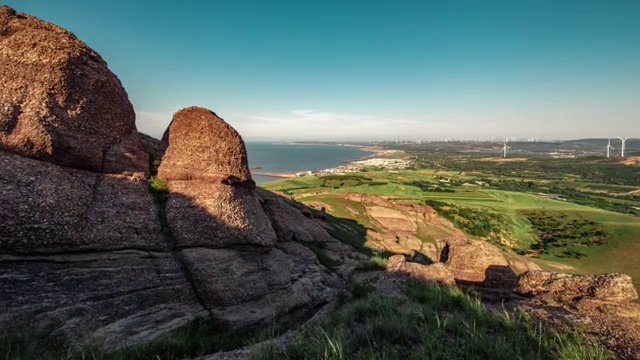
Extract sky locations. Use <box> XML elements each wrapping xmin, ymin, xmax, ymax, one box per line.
<box><xmin>6</xmin><ymin>0</ymin><xmax>640</xmax><ymax>141</ymax></box>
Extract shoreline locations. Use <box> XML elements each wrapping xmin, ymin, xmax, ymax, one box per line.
<box><xmin>253</xmin><ymin>171</ymin><xmax>298</xmax><ymax>178</ymax></box>
<box><xmin>252</xmin><ymin>145</ymin><xmax>405</xmax><ymax>180</ymax></box>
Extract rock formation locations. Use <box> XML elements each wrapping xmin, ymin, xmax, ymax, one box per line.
<box><xmin>441</xmin><ymin>237</ymin><xmax>518</xmax><ymax>289</ymax></box>
<box><xmin>156</xmin><ymin>107</ymin><xmax>345</xmax><ymax>325</ymax></box>
<box><xmin>514</xmin><ymin>271</ymin><xmax>638</xmax><ymax>303</ymax></box>
<box><xmin>157</xmin><ymin>107</ymin><xmax>276</xmax><ymax>248</ymax></box>
<box><xmin>0</xmin><ymin>6</ymin><xmax>351</xmax><ymax>349</ymax></box>
<box><xmin>387</xmin><ymin>258</ymin><xmax>456</xmax><ymax>286</ymax></box>
<box><xmin>157</xmin><ymin>107</ymin><xmax>252</xmax><ymax>182</ymax></box>
<box><xmin>0</xmin><ymin>6</ymin><xmax>203</xmax><ymax>349</ymax></box>
<box><xmin>0</xmin><ymin>5</ymin><xmax>147</xmax><ymax>176</ymax></box>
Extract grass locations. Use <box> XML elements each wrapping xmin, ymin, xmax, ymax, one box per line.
<box><xmin>4</xmin><ymin>281</ymin><xmax>613</xmax><ymax>360</ymax></box>
<box><xmin>302</xmin><ymin>241</ymin><xmax>340</xmax><ymax>271</ymax></box>
<box><xmin>262</xmin><ymin>171</ymin><xmax>640</xmax><ymax>295</ymax></box>
<box><xmin>0</xmin><ymin>317</ymin><xmax>301</xmax><ymax>360</ymax></box>
<box><xmin>149</xmin><ymin>176</ymin><xmax>168</xmax><ymax>193</ymax></box>
<box><xmin>355</xmin><ymin>253</ymin><xmax>388</xmax><ymax>271</ymax></box>
<box><xmin>252</xmin><ymin>279</ymin><xmax>612</xmax><ymax>360</ymax></box>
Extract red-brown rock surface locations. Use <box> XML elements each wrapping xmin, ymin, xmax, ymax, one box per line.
<box><xmin>388</xmin><ymin>259</ymin><xmax>456</xmax><ymax>286</ymax></box>
<box><xmin>0</xmin><ymin>6</ymin><xmax>148</xmax><ymax>175</ymax></box>
<box><xmin>0</xmin><ymin>151</ymin><xmax>165</xmax><ymax>254</ymax></box>
<box><xmin>440</xmin><ymin>238</ymin><xmax>518</xmax><ymax>301</ymax></box>
<box><xmin>442</xmin><ymin>238</ymin><xmax>517</xmax><ymax>287</ymax></box>
<box><xmin>0</xmin><ymin>7</ymin><xmax>361</xmax><ymax>350</ymax></box>
<box><xmin>158</xmin><ymin>107</ymin><xmax>277</xmax><ymax>248</ymax></box>
<box><xmin>514</xmin><ymin>271</ymin><xmax>638</xmax><ymax>303</ymax></box>
<box><xmin>157</xmin><ymin>107</ymin><xmax>252</xmax><ymax>182</ymax></box>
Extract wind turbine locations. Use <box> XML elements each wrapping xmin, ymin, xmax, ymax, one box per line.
<box><xmin>618</xmin><ymin>137</ymin><xmax>629</xmax><ymax>157</ymax></box>
<box><xmin>502</xmin><ymin>139</ymin><xmax>509</xmax><ymax>158</ymax></box>
<box><xmin>605</xmin><ymin>139</ymin><xmax>614</xmax><ymax>158</ymax></box>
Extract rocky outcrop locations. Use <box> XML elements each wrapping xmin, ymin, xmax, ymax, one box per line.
<box><xmin>514</xmin><ymin>271</ymin><xmax>638</xmax><ymax>303</ymax></box>
<box><xmin>181</xmin><ymin>244</ymin><xmax>339</xmax><ymax>326</ymax></box>
<box><xmin>0</xmin><ymin>6</ymin><xmax>203</xmax><ymax>349</ymax></box>
<box><xmin>156</xmin><ymin>106</ymin><xmax>347</xmax><ymax>326</ymax></box>
<box><xmin>387</xmin><ymin>259</ymin><xmax>456</xmax><ymax>286</ymax></box>
<box><xmin>441</xmin><ymin>238</ymin><xmax>517</xmax><ymax>288</ymax></box>
<box><xmin>0</xmin><ymin>5</ymin><xmax>147</xmax><ymax>176</ymax></box>
<box><xmin>0</xmin><ymin>151</ymin><xmax>165</xmax><ymax>254</ymax></box>
<box><xmin>0</xmin><ymin>122</ymin><xmax>202</xmax><ymax>345</ymax></box>
<box><xmin>0</xmin><ymin>250</ymin><xmax>206</xmax><ymax>349</ymax></box>
<box><xmin>157</xmin><ymin>107</ymin><xmax>251</xmax><ymax>182</ymax></box>
<box><xmin>438</xmin><ymin>238</ymin><xmax>518</xmax><ymax>300</ymax></box>
<box><xmin>258</xmin><ymin>188</ymin><xmax>366</xmax><ymax>278</ymax></box>
<box><xmin>158</xmin><ymin>107</ymin><xmax>276</xmax><ymax>248</ymax></box>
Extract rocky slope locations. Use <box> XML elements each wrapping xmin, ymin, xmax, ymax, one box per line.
<box><xmin>2</xmin><ymin>6</ymin><xmax>639</xmax><ymax>359</ymax></box>
<box><xmin>0</xmin><ymin>6</ymin><xmax>353</xmax><ymax>350</ymax></box>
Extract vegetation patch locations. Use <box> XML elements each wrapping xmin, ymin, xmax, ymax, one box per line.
<box><xmin>1</xmin><ymin>316</ymin><xmax>302</xmax><ymax>360</ymax></box>
<box><xmin>149</xmin><ymin>176</ymin><xmax>168</xmax><ymax>193</ymax></box>
<box><xmin>302</xmin><ymin>241</ymin><xmax>340</xmax><ymax>271</ymax></box>
<box><xmin>425</xmin><ymin>199</ymin><xmax>510</xmax><ymax>240</ymax></box>
<box><xmin>321</xmin><ymin>175</ymin><xmax>373</xmax><ymax>189</ymax></box>
<box><xmin>405</xmin><ymin>180</ymin><xmax>456</xmax><ymax>192</ymax></box>
<box><xmin>253</xmin><ymin>280</ymin><xmax>611</xmax><ymax>360</ymax></box>
<box><xmin>521</xmin><ymin>211</ymin><xmax>609</xmax><ymax>259</ymax></box>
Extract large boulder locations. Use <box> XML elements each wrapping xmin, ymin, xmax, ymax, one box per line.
<box><xmin>157</xmin><ymin>106</ymin><xmax>251</xmax><ymax>182</ymax></box>
<box><xmin>0</xmin><ymin>6</ymin><xmax>148</xmax><ymax>175</ymax></box>
<box><xmin>441</xmin><ymin>238</ymin><xmax>518</xmax><ymax>298</ymax></box>
<box><xmin>156</xmin><ymin>106</ymin><xmax>346</xmax><ymax>326</ymax></box>
<box><xmin>166</xmin><ymin>180</ymin><xmax>277</xmax><ymax>248</ymax></box>
<box><xmin>158</xmin><ymin>107</ymin><xmax>277</xmax><ymax>248</ymax></box>
<box><xmin>514</xmin><ymin>271</ymin><xmax>638</xmax><ymax>303</ymax></box>
<box><xmin>388</xmin><ymin>259</ymin><xmax>456</xmax><ymax>286</ymax></box>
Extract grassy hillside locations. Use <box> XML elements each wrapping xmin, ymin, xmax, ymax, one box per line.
<box><xmin>254</xmin><ymin>279</ymin><xmax>610</xmax><ymax>360</ymax></box>
<box><xmin>262</xmin><ymin>169</ymin><xmax>640</xmax><ymax>293</ymax></box>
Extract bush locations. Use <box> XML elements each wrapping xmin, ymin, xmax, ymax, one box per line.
<box><xmin>149</xmin><ymin>176</ymin><xmax>168</xmax><ymax>193</ymax></box>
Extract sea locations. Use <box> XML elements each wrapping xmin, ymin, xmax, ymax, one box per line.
<box><xmin>245</xmin><ymin>142</ymin><xmax>374</xmax><ymax>183</ymax></box>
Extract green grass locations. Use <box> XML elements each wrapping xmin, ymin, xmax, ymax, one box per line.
<box><xmin>252</xmin><ymin>280</ymin><xmax>612</xmax><ymax>360</ymax></box>
<box><xmin>0</xmin><ymin>317</ymin><xmax>301</xmax><ymax>360</ymax></box>
<box><xmin>262</xmin><ymin>172</ymin><xmax>640</xmax><ymax>294</ymax></box>
<box><xmin>355</xmin><ymin>253</ymin><xmax>388</xmax><ymax>271</ymax></box>
<box><xmin>302</xmin><ymin>241</ymin><xmax>340</xmax><ymax>271</ymax></box>
<box><xmin>149</xmin><ymin>176</ymin><xmax>168</xmax><ymax>193</ymax></box>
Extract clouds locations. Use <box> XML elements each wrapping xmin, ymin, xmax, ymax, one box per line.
<box><xmin>227</xmin><ymin>109</ymin><xmax>445</xmax><ymax>141</ymax></box>
<box><xmin>134</xmin><ymin>104</ymin><xmax>638</xmax><ymax>142</ymax></box>
<box><xmin>232</xmin><ymin>109</ymin><xmax>371</xmax><ymax>124</ymax></box>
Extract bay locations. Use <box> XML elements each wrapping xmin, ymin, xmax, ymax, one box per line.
<box><xmin>245</xmin><ymin>142</ymin><xmax>373</xmax><ymax>183</ymax></box>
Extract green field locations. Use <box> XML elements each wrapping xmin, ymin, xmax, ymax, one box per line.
<box><xmin>263</xmin><ymin>170</ymin><xmax>640</xmax><ymax>293</ymax></box>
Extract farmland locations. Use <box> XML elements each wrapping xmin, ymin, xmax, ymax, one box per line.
<box><xmin>262</xmin><ymin>153</ymin><xmax>640</xmax><ymax>294</ymax></box>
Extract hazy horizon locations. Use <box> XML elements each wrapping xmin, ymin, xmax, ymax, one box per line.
<box><xmin>7</xmin><ymin>1</ymin><xmax>640</xmax><ymax>141</ymax></box>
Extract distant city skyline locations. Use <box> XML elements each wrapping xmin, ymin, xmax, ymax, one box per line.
<box><xmin>7</xmin><ymin>0</ymin><xmax>640</xmax><ymax>140</ymax></box>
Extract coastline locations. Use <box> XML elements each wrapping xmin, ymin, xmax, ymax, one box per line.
<box><xmin>252</xmin><ymin>145</ymin><xmax>403</xmax><ymax>179</ymax></box>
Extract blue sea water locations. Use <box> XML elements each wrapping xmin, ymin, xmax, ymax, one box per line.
<box><xmin>245</xmin><ymin>142</ymin><xmax>373</xmax><ymax>183</ymax></box>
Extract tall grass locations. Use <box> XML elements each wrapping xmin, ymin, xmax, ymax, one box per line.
<box><xmin>253</xmin><ymin>279</ymin><xmax>612</xmax><ymax>360</ymax></box>
<box><xmin>1</xmin><ymin>317</ymin><xmax>299</xmax><ymax>360</ymax></box>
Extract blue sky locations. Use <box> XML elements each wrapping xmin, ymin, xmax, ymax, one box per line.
<box><xmin>6</xmin><ymin>0</ymin><xmax>640</xmax><ymax>140</ymax></box>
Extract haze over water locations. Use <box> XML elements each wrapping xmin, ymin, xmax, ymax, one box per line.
<box><xmin>246</xmin><ymin>143</ymin><xmax>373</xmax><ymax>183</ymax></box>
